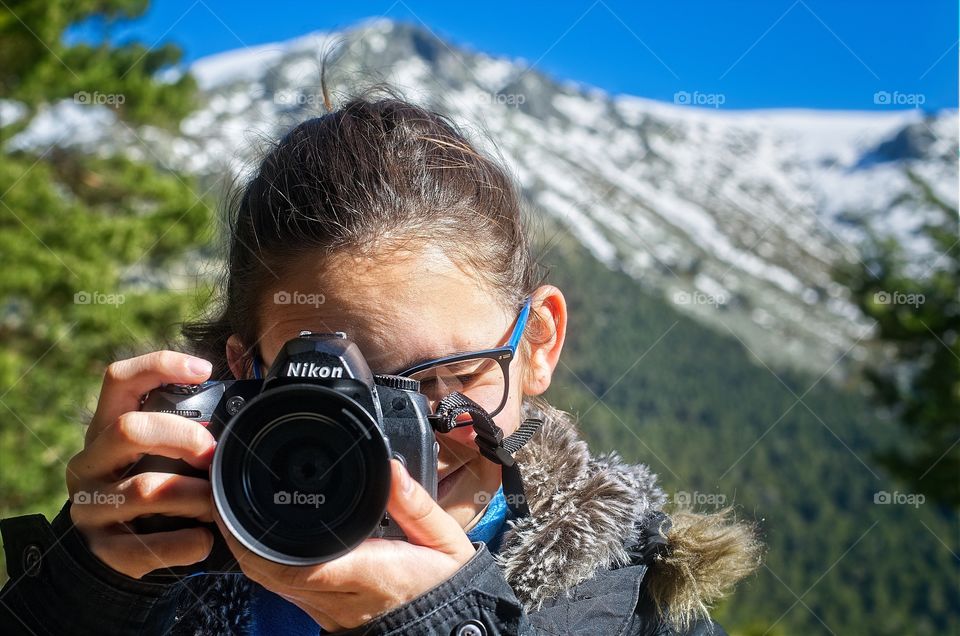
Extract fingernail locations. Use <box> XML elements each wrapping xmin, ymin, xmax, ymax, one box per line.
<box><xmin>398</xmin><ymin>462</ymin><xmax>414</xmax><ymax>494</ymax></box>
<box><xmin>187</xmin><ymin>357</ymin><xmax>212</xmax><ymax>376</ymax></box>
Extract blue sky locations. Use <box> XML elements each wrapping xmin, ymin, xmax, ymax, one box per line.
<box><xmin>69</xmin><ymin>0</ymin><xmax>958</xmax><ymax>111</ymax></box>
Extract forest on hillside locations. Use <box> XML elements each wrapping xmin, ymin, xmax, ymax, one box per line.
<box><xmin>543</xmin><ymin>229</ymin><xmax>957</xmax><ymax>635</ymax></box>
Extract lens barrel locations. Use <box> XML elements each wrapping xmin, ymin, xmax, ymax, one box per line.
<box><xmin>211</xmin><ymin>383</ymin><xmax>392</xmax><ymax>565</ymax></box>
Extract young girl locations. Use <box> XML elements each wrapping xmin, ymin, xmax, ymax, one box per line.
<box><xmin>0</xmin><ymin>88</ymin><xmax>760</xmax><ymax>635</ymax></box>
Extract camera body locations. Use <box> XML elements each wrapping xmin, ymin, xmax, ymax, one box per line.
<box><xmin>130</xmin><ymin>331</ymin><xmax>437</xmax><ymax>578</ymax></box>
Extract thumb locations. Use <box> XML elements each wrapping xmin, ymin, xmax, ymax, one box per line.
<box><xmin>386</xmin><ymin>459</ymin><xmax>474</xmax><ymax>558</ymax></box>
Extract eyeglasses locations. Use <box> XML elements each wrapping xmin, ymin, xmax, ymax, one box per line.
<box><xmin>396</xmin><ymin>297</ymin><xmax>532</xmax><ymax>418</ymax></box>
<box><xmin>251</xmin><ymin>298</ymin><xmax>533</xmax><ymax>417</ymax></box>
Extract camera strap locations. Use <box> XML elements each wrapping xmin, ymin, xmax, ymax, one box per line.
<box><xmin>429</xmin><ymin>392</ymin><xmax>543</xmax><ymax>518</ymax></box>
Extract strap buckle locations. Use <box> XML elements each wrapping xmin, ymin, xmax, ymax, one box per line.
<box><xmin>429</xmin><ymin>392</ymin><xmax>543</xmax><ymax>468</ymax></box>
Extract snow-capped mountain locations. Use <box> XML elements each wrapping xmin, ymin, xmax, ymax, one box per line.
<box><xmin>7</xmin><ymin>19</ymin><xmax>957</xmax><ymax>374</ymax></box>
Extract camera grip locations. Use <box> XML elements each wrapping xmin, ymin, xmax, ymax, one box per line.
<box><xmin>126</xmin><ymin>454</ymin><xmax>208</xmax><ymax>534</ymax></box>
<box><xmin>125</xmin><ymin>451</ymin><xmax>239</xmax><ymax>577</ymax></box>
<box><xmin>129</xmin><ymin>381</ymin><xmax>226</xmax><ymax>535</ymax></box>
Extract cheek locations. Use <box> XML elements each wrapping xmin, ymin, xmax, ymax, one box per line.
<box><xmin>441</xmin><ymin>396</ymin><xmax>525</xmax><ymax>444</ymax></box>
<box><xmin>495</xmin><ymin>365</ymin><xmax>527</xmax><ymax>436</ymax></box>
<box><xmin>494</xmin><ymin>408</ymin><xmax>521</xmax><ymax>437</ymax></box>
<box><xmin>434</xmin><ymin>364</ymin><xmax>526</xmax><ymax>446</ymax></box>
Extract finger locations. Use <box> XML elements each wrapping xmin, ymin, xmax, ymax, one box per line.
<box><xmin>385</xmin><ymin>460</ymin><xmax>473</xmax><ymax>557</ymax></box>
<box><xmin>81</xmin><ymin>411</ymin><xmax>215</xmax><ymax>477</ymax></box>
<box><xmin>211</xmin><ymin>508</ymin><xmax>286</xmax><ymax>584</ymax></box>
<box><xmin>89</xmin><ymin>527</ymin><xmax>214</xmax><ymax>579</ymax></box>
<box><xmin>276</xmin><ymin>589</ymin><xmax>348</xmax><ymax>632</ymax></box>
<box><xmin>212</xmin><ymin>505</ymin><xmax>365</xmax><ymax>592</ymax></box>
<box><xmin>89</xmin><ymin>351</ymin><xmax>212</xmax><ymax>440</ymax></box>
<box><xmin>70</xmin><ymin>473</ymin><xmax>213</xmax><ymax>527</ymax></box>
<box><xmin>298</xmin><ymin>605</ymin><xmax>341</xmax><ymax>633</ymax></box>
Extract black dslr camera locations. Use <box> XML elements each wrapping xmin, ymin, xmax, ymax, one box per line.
<box><xmin>130</xmin><ymin>331</ymin><xmax>437</xmax><ymax>578</ymax></box>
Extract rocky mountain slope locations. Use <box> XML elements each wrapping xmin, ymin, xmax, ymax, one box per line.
<box><xmin>6</xmin><ymin>18</ymin><xmax>956</xmax><ymax>374</ymax></box>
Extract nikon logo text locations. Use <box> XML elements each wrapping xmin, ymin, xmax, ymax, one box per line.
<box><xmin>286</xmin><ymin>362</ymin><xmax>344</xmax><ymax>378</ymax></box>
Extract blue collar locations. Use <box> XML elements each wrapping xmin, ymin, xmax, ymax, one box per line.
<box><xmin>466</xmin><ymin>485</ymin><xmax>509</xmax><ymax>551</ymax></box>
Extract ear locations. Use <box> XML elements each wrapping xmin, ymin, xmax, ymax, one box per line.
<box><xmin>521</xmin><ymin>285</ymin><xmax>567</xmax><ymax>397</ymax></box>
<box><xmin>226</xmin><ymin>334</ymin><xmax>251</xmax><ymax>380</ymax></box>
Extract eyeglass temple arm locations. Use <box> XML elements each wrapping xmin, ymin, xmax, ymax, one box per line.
<box><xmin>508</xmin><ymin>297</ymin><xmax>533</xmax><ymax>351</ymax></box>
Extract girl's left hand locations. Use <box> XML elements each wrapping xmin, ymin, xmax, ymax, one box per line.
<box><xmin>214</xmin><ymin>459</ymin><xmax>477</xmax><ymax>631</ymax></box>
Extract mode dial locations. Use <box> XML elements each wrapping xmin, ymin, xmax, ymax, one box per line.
<box><xmin>374</xmin><ymin>374</ymin><xmax>421</xmax><ymax>392</ymax></box>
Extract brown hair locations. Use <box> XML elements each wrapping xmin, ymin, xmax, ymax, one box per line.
<box><xmin>183</xmin><ymin>85</ymin><xmax>545</xmax><ymax>379</ymax></box>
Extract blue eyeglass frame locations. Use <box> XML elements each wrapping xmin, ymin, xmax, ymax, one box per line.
<box><xmin>395</xmin><ymin>296</ymin><xmax>533</xmax><ymax>418</ymax></box>
<box><xmin>251</xmin><ymin>297</ymin><xmax>533</xmax><ymax>417</ymax></box>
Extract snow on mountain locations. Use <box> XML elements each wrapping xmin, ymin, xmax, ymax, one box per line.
<box><xmin>7</xmin><ymin>99</ymin><xmax>122</xmax><ymax>153</ymax></box>
<box><xmin>5</xmin><ymin>19</ymin><xmax>956</xmax><ymax>374</ymax></box>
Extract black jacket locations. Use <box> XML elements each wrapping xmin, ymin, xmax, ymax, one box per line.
<box><xmin>1</xmin><ymin>401</ymin><xmax>759</xmax><ymax>635</ymax></box>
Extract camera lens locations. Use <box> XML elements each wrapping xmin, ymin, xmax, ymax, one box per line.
<box><xmin>212</xmin><ymin>384</ymin><xmax>391</xmax><ymax>565</ymax></box>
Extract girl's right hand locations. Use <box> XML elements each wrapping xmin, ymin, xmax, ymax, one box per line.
<box><xmin>65</xmin><ymin>351</ymin><xmax>219</xmax><ymax>579</ymax></box>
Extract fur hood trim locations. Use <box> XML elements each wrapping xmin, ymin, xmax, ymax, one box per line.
<box><xmin>504</xmin><ymin>399</ymin><xmax>761</xmax><ymax>629</ymax></box>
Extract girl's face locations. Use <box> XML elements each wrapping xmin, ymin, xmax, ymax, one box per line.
<box><xmin>238</xmin><ymin>246</ymin><xmax>538</xmax><ymax>530</ymax></box>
